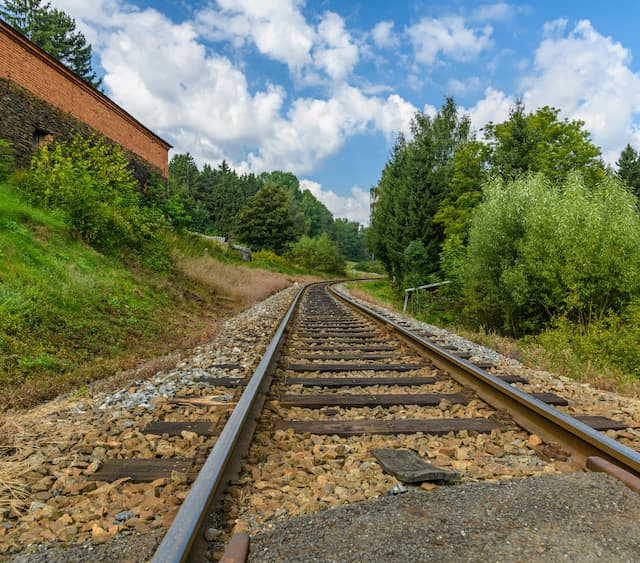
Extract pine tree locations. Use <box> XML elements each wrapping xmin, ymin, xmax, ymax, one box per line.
<box><xmin>616</xmin><ymin>144</ymin><xmax>640</xmax><ymax>198</ymax></box>
<box><xmin>234</xmin><ymin>184</ymin><xmax>301</xmax><ymax>254</ymax></box>
<box><xmin>1</xmin><ymin>0</ymin><xmax>102</xmax><ymax>88</ymax></box>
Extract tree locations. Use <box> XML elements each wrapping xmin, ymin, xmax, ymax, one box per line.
<box><xmin>484</xmin><ymin>103</ymin><xmax>604</xmax><ymax>186</ymax></box>
<box><xmin>370</xmin><ymin>97</ymin><xmax>472</xmax><ymax>285</ymax></box>
<box><xmin>1</xmin><ymin>0</ymin><xmax>102</xmax><ymax>88</ymax></box>
<box><xmin>234</xmin><ymin>183</ymin><xmax>301</xmax><ymax>254</ymax></box>
<box><xmin>433</xmin><ymin>139</ymin><xmax>488</xmax><ymax>243</ymax></box>
<box><xmin>299</xmin><ymin>189</ymin><xmax>335</xmax><ymax>238</ymax></box>
<box><xmin>287</xmin><ymin>233</ymin><xmax>345</xmax><ymax>275</ymax></box>
<box><xmin>464</xmin><ymin>173</ymin><xmax>640</xmax><ymax>335</ymax></box>
<box><xmin>616</xmin><ymin>144</ymin><xmax>640</xmax><ymax>198</ymax></box>
<box><xmin>333</xmin><ymin>218</ymin><xmax>367</xmax><ymax>261</ymax></box>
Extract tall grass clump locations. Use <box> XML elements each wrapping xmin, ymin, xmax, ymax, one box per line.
<box><xmin>463</xmin><ymin>173</ymin><xmax>640</xmax><ymax>336</ymax></box>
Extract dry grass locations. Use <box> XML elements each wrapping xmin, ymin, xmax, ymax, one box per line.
<box><xmin>175</xmin><ymin>255</ymin><xmax>314</xmax><ymax>307</ymax></box>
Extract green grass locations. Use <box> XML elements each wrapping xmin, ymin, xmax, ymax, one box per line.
<box><xmin>0</xmin><ymin>183</ymin><xmax>270</xmax><ymax>409</ymax></box>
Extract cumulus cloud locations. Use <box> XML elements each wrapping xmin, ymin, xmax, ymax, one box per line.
<box><xmin>471</xmin><ymin>2</ymin><xmax>516</xmax><ymax>23</ymax></box>
<box><xmin>312</xmin><ymin>11</ymin><xmax>359</xmax><ymax>82</ymax></box>
<box><xmin>464</xmin><ymin>87</ymin><xmax>514</xmax><ymax>134</ymax></box>
<box><xmin>522</xmin><ymin>19</ymin><xmax>640</xmax><ymax>163</ymax></box>
<box><xmin>194</xmin><ymin>0</ymin><xmax>314</xmax><ymax>70</ymax></box>
<box><xmin>407</xmin><ymin>16</ymin><xmax>494</xmax><ymax>66</ymax></box>
<box><xmin>448</xmin><ymin>76</ymin><xmax>483</xmax><ymax>96</ymax></box>
<box><xmin>246</xmin><ymin>86</ymin><xmax>416</xmax><ymax>173</ymax></box>
<box><xmin>50</xmin><ymin>0</ymin><xmax>417</xmax><ymax>176</ymax></box>
<box><xmin>300</xmin><ymin>180</ymin><xmax>371</xmax><ymax>225</ymax></box>
<box><xmin>371</xmin><ymin>20</ymin><xmax>399</xmax><ymax>48</ymax></box>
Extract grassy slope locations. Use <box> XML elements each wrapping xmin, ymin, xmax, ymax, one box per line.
<box><xmin>0</xmin><ymin>183</ymin><xmax>306</xmax><ymax>411</ymax></box>
<box><xmin>348</xmin><ymin>279</ymin><xmax>640</xmax><ymax>397</ymax></box>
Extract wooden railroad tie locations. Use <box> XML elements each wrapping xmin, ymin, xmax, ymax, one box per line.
<box><xmin>286</xmin><ymin>363</ymin><xmax>424</xmax><ymax>373</ymax></box>
<box><xmin>88</xmin><ymin>458</ymin><xmax>195</xmax><ymax>483</ymax></box>
<box><xmin>574</xmin><ymin>415</ymin><xmax>630</xmax><ymax>431</ymax></box>
<box><xmin>144</xmin><ymin>421</ymin><xmax>218</xmax><ymax>436</ymax></box>
<box><xmin>371</xmin><ymin>448</ymin><xmax>461</xmax><ymax>483</ymax></box>
<box><xmin>168</xmin><ymin>396</ymin><xmax>237</xmax><ymax>408</ymax></box>
<box><xmin>280</xmin><ymin>392</ymin><xmax>468</xmax><ymax>408</ymax></box>
<box><xmin>295</xmin><ymin>331</ymin><xmax>381</xmax><ymax>338</ymax></box>
<box><xmin>284</xmin><ymin>376</ymin><xmax>439</xmax><ymax>387</ymax></box>
<box><xmin>295</xmin><ymin>353</ymin><xmax>402</xmax><ymax>360</ymax></box>
<box><xmin>273</xmin><ymin>418</ymin><xmax>501</xmax><ymax>436</ymax></box>
<box><xmin>300</xmin><ymin>344</ymin><xmax>398</xmax><ymax>352</ymax></box>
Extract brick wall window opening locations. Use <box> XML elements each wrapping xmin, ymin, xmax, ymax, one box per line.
<box><xmin>32</xmin><ymin>128</ymin><xmax>53</xmax><ymax>149</ymax></box>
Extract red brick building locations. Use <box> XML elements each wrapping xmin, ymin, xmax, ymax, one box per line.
<box><xmin>0</xmin><ymin>18</ymin><xmax>171</xmax><ymax>179</ymax></box>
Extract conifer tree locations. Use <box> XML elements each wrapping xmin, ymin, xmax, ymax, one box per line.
<box><xmin>616</xmin><ymin>144</ymin><xmax>640</xmax><ymax>198</ymax></box>
<box><xmin>1</xmin><ymin>0</ymin><xmax>102</xmax><ymax>88</ymax></box>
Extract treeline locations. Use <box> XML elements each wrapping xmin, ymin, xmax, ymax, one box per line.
<box><xmin>164</xmin><ymin>153</ymin><xmax>369</xmax><ymax>273</ymax></box>
<box><xmin>370</xmin><ymin>98</ymin><xmax>640</xmax><ymax>336</ymax></box>
<box><xmin>2</xmin><ymin>135</ymin><xmax>369</xmax><ymax>276</ymax></box>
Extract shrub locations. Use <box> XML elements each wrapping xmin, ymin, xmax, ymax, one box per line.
<box><xmin>252</xmin><ymin>249</ymin><xmax>292</xmax><ymax>269</ymax></box>
<box><xmin>464</xmin><ymin>173</ymin><xmax>640</xmax><ymax>335</ymax></box>
<box><xmin>352</xmin><ymin>260</ymin><xmax>385</xmax><ymax>275</ymax></box>
<box><xmin>286</xmin><ymin>233</ymin><xmax>345</xmax><ymax>275</ymax></box>
<box><xmin>15</xmin><ymin>136</ymin><xmax>165</xmax><ymax>254</ymax></box>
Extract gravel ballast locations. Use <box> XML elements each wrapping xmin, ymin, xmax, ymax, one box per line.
<box><xmin>248</xmin><ymin>472</ymin><xmax>640</xmax><ymax>562</ymax></box>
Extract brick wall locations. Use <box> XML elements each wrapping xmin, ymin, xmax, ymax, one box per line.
<box><xmin>0</xmin><ymin>20</ymin><xmax>170</xmax><ymax>178</ymax></box>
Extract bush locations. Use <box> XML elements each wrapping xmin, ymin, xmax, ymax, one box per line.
<box><xmin>439</xmin><ymin>235</ymin><xmax>466</xmax><ymax>296</ymax></box>
<box><xmin>352</xmin><ymin>259</ymin><xmax>385</xmax><ymax>275</ymax></box>
<box><xmin>464</xmin><ymin>173</ymin><xmax>640</xmax><ymax>335</ymax></box>
<box><xmin>15</xmin><ymin>136</ymin><xmax>165</xmax><ymax>254</ymax></box>
<box><xmin>252</xmin><ymin>249</ymin><xmax>292</xmax><ymax>269</ymax></box>
<box><xmin>525</xmin><ymin>299</ymin><xmax>640</xmax><ymax>381</ymax></box>
<box><xmin>286</xmin><ymin>233</ymin><xmax>345</xmax><ymax>275</ymax></box>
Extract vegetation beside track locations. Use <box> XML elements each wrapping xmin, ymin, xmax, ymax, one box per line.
<box><xmin>0</xmin><ymin>135</ymin><xmax>335</xmax><ymax>411</ymax></box>
<box><xmin>348</xmin><ymin>279</ymin><xmax>640</xmax><ymax>397</ymax></box>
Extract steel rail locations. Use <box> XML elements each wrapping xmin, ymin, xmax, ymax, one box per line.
<box><xmin>329</xmin><ymin>283</ymin><xmax>640</xmax><ymax>477</ymax></box>
<box><xmin>151</xmin><ymin>284</ymin><xmax>306</xmax><ymax>563</ymax></box>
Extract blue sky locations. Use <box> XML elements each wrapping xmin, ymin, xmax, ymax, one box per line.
<box><xmin>52</xmin><ymin>1</ymin><xmax>640</xmax><ymax>224</ymax></box>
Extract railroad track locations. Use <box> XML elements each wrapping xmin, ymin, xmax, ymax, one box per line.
<box><xmin>152</xmin><ymin>281</ymin><xmax>640</xmax><ymax>562</ymax></box>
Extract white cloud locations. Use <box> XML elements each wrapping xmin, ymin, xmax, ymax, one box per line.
<box><xmin>542</xmin><ymin>18</ymin><xmax>568</xmax><ymax>39</ymax></box>
<box><xmin>245</xmin><ymin>86</ymin><xmax>416</xmax><ymax>173</ymax></box>
<box><xmin>194</xmin><ymin>0</ymin><xmax>315</xmax><ymax>70</ymax></box>
<box><xmin>195</xmin><ymin>4</ymin><xmax>359</xmax><ymax>84</ymax></box>
<box><xmin>312</xmin><ymin>11</ymin><xmax>359</xmax><ymax>82</ymax></box>
<box><xmin>407</xmin><ymin>16</ymin><xmax>494</xmax><ymax>66</ymax></box>
<box><xmin>522</xmin><ymin>19</ymin><xmax>640</xmax><ymax>163</ymax></box>
<box><xmin>50</xmin><ymin>0</ymin><xmax>417</xmax><ymax>176</ymax></box>
<box><xmin>448</xmin><ymin>76</ymin><xmax>483</xmax><ymax>96</ymax></box>
<box><xmin>300</xmin><ymin>180</ymin><xmax>371</xmax><ymax>225</ymax></box>
<box><xmin>371</xmin><ymin>20</ymin><xmax>399</xmax><ymax>48</ymax></box>
<box><xmin>464</xmin><ymin>87</ymin><xmax>514</xmax><ymax>134</ymax></box>
<box><xmin>93</xmin><ymin>8</ymin><xmax>286</xmax><ymax>168</ymax></box>
<box><xmin>472</xmin><ymin>2</ymin><xmax>516</xmax><ymax>23</ymax></box>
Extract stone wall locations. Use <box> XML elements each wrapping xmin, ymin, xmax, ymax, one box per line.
<box><xmin>0</xmin><ymin>20</ymin><xmax>170</xmax><ymax>179</ymax></box>
<box><xmin>0</xmin><ymin>77</ymin><xmax>161</xmax><ymax>184</ymax></box>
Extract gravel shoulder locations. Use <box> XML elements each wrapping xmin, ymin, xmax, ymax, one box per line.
<box><xmin>1</xmin><ymin>285</ymin><xmax>302</xmax><ymax>562</ymax></box>
<box><xmin>249</xmin><ymin>472</ymin><xmax>640</xmax><ymax>562</ymax></box>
